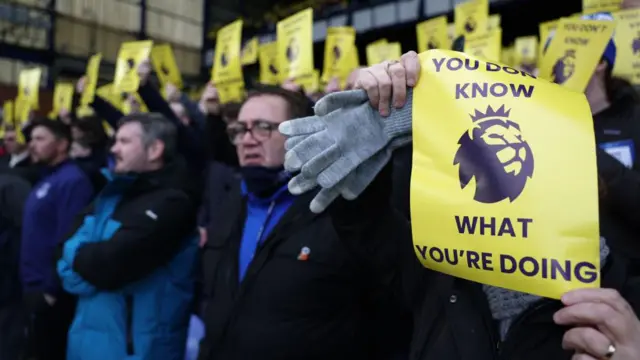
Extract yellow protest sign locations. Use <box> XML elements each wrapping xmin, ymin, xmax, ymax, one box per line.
<box><xmin>447</xmin><ymin>23</ymin><xmax>457</xmax><ymax>46</ymax></box>
<box><xmin>218</xmin><ymin>82</ymin><xmax>245</xmax><ymax>104</ymax></box>
<box><xmin>296</xmin><ymin>70</ymin><xmax>320</xmax><ymax>93</ymax></box>
<box><xmin>539</xmin><ymin>19</ymin><xmax>616</xmax><ymax>92</ymax></box>
<box><xmin>80</xmin><ymin>53</ymin><xmax>102</xmax><ymax>106</ymax></box>
<box><xmin>583</xmin><ymin>0</ymin><xmax>621</xmax><ymax>14</ymax></box>
<box><xmin>241</xmin><ymin>37</ymin><xmax>259</xmax><ymax>65</ymax></box>
<box><xmin>416</xmin><ymin>16</ymin><xmax>449</xmax><ymax>53</ymax></box>
<box><xmin>464</xmin><ymin>29</ymin><xmax>502</xmax><ymax>62</ymax></box>
<box><xmin>539</xmin><ymin>19</ymin><xmax>560</xmax><ymax>61</ymax></box>
<box><xmin>322</xmin><ymin>27</ymin><xmax>356</xmax><ymax>83</ymax></box>
<box><xmin>501</xmin><ymin>46</ymin><xmax>515</xmax><ymax>66</ymax></box>
<box><xmin>411</xmin><ymin>50</ymin><xmax>600</xmax><ymax>299</ymax></box>
<box><xmin>18</xmin><ymin>68</ymin><xmax>42</xmax><ymax>109</ymax></box>
<box><xmin>277</xmin><ymin>8</ymin><xmax>314</xmax><ymax>81</ymax></box>
<box><xmin>114</xmin><ymin>40</ymin><xmax>153</xmax><ymax>93</ymax></box>
<box><xmin>122</xmin><ymin>92</ymin><xmax>148</xmax><ymax>114</ymax></box>
<box><xmin>259</xmin><ymin>42</ymin><xmax>280</xmax><ymax>85</ymax></box>
<box><xmin>1</xmin><ymin>101</ymin><xmax>13</xmax><ymax>138</ymax></box>
<box><xmin>151</xmin><ymin>44</ymin><xmax>183</xmax><ymax>88</ymax></box>
<box><xmin>488</xmin><ymin>14</ymin><xmax>501</xmax><ymax>31</ymax></box>
<box><xmin>52</xmin><ymin>82</ymin><xmax>74</xmax><ymax>114</ymax></box>
<box><xmin>96</xmin><ymin>84</ymin><xmax>122</xmax><ymax>110</ymax></box>
<box><xmin>366</xmin><ymin>41</ymin><xmax>402</xmax><ymax>66</ymax></box>
<box><xmin>455</xmin><ymin>0</ymin><xmax>489</xmax><ymax>36</ymax></box>
<box><xmin>212</xmin><ymin>19</ymin><xmax>244</xmax><ymax>85</ymax></box>
<box><xmin>514</xmin><ymin>36</ymin><xmax>539</xmax><ymax>72</ymax></box>
<box><xmin>613</xmin><ymin>9</ymin><xmax>640</xmax><ymax>84</ymax></box>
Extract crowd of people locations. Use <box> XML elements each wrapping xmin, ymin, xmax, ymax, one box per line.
<box><xmin>1</xmin><ymin>1</ymin><xmax>640</xmax><ymax>360</ymax></box>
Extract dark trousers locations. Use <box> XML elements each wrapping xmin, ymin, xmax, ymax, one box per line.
<box><xmin>0</xmin><ymin>301</ymin><xmax>26</xmax><ymax>360</ymax></box>
<box><xmin>24</xmin><ymin>293</ymin><xmax>76</xmax><ymax>360</ymax></box>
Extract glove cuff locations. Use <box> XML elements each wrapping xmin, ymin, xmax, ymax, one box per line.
<box><xmin>383</xmin><ymin>87</ymin><xmax>413</xmax><ymax>141</ymax></box>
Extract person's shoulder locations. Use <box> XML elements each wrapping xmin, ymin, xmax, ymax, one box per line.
<box><xmin>53</xmin><ymin>161</ymin><xmax>93</xmax><ymax>188</ymax></box>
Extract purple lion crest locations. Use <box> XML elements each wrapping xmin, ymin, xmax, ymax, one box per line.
<box><xmin>633</xmin><ymin>34</ymin><xmax>640</xmax><ymax>55</ymax></box>
<box><xmin>551</xmin><ymin>49</ymin><xmax>576</xmax><ymax>85</ymax></box>
<box><xmin>453</xmin><ymin>105</ymin><xmax>535</xmax><ymax>203</ymax></box>
<box><xmin>464</xmin><ymin>17</ymin><xmax>477</xmax><ymax>33</ymax></box>
<box><xmin>220</xmin><ymin>46</ymin><xmax>229</xmax><ymax>67</ymax></box>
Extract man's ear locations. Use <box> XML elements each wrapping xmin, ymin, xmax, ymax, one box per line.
<box><xmin>147</xmin><ymin>139</ymin><xmax>165</xmax><ymax>162</ymax></box>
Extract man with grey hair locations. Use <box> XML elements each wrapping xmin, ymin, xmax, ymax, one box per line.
<box><xmin>56</xmin><ymin>112</ymin><xmax>200</xmax><ymax>360</ymax></box>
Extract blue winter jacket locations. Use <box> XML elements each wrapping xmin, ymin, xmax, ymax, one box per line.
<box><xmin>57</xmin><ymin>167</ymin><xmax>199</xmax><ymax>360</ymax></box>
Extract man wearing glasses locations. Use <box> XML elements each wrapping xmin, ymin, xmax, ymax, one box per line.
<box><xmin>197</xmin><ymin>85</ymin><xmax>410</xmax><ymax>360</ymax></box>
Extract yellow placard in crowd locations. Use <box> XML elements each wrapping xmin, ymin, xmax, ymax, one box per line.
<box><xmin>212</xmin><ymin>19</ymin><xmax>244</xmax><ymax>85</ymax></box>
<box><xmin>218</xmin><ymin>82</ymin><xmax>245</xmax><ymax>104</ymax></box>
<box><xmin>1</xmin><ymin>101</ymin><xmax>13</xmax><ymax>138</ymax></box>
<box><xmin>539</xmin><ymin>19</ymin><xmax>560</xmax><ymax>62</ymax></box>
<box><xmin>296</xmin><ymin>70</ymin><xmax>320</xmax><ymax>93</ymax></box>
<box><xmin>539</xmin><ymin>19</ymin><xmax>616</xmax><ymax>92</ymax></box>
<box><xmin>583</xmin><ymin>0</ymin><xmax>622</xmax><ymax>14</ymax></box>
<box><xmin>613</xmin><ymin>9</ymin><xmax>640</xmax><ymax>84</ymax></box>
<box><xmin>416</xmin><ymin>16</ymin><xmax>450</xmax><ymax>53</ymax></box>
<box><xmin>411</xmin><ymin>50</ymin><xmax>600</xmax><ymax>299</ymax></box>
<box><xmin>464</xmin><ymin>29</ymin><xmax>502</xmax><ymax>62</ymax></box>
<box><xmin>96</xmin><ymin>84</ymin><xmax>122</xmax><ymax>109</ymax></box>
<box><xmin>447</xmin><ymin>23</ymin><xmax>457</xmax><ymax>45</ymax></box>
<box><xmin>455</xmin><ymin>0</ymin><xmax>489</xmax><ymax>36</ymax></box>
<box><xmin>18</xmin><ymin>68</ymin><xmax>42</xmax><ymax>109</ymax></box>
<box><xmin>259</xmin><ymin>42</ymin><xmax>280</xmax><ymax>85</ymax></box>
<box><xmin>488</xmin><ymin>14</ymin><xmax>501</xmax><ymax>31</ymax></box>
<box><xmin>81</xmin><ymin>53</ymin><xmax>102</xmax><ymax>106</ymax></box>
<box><xmin>114</xmin><ymin>40</ymin><xmax>153</xmax><ymax>93</ymax></box>
<box><xmin>241</xmin><ymin>37</ymin><xmax>259</xmax><ymax>65</ymax></box>
<box><xmin>322</xmin><ymin>27</ymin><xmax>356</xmax><ymax>83</ymax></box>
<box><xmin>151</xmin><ymin>44</ymin><xmax>183</xmax><ymax>89</ymax></box>
<box><xmin>366</xmin><ymin>41</ymin><xmax>402</xmax><ymax>66</ymax></box>
<box><xmin>501</xmin><ymin>46</ymin><xmax>516</xmax><ymax>66</ymax></box>
<box><xmin>277</xmin><ymin>8</ymin><xmax>314</xmax><ymax>82</ymax></box>
<box><xmin>52</xmin><ymin>82</ymin><xmax>74</xmax><ymax>115</ymax></box>
<box><xmin>514</xmin><ymin>36</ymin><xmax>539</xmax><ymax>71</ymax></box>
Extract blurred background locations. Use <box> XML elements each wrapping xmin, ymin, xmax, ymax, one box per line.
<box><xmin>0</xmin><ymin>0</ymin><xmax>581</xmax><ymax>107</ymax></box>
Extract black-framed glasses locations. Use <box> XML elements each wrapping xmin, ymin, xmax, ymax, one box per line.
<box><xmin>226</xmin><ymin>120</ymin><xmax>280</xmax><ymax>144</ymax></box>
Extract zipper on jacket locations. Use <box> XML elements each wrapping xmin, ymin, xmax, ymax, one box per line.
<box><xmin>125</xmin><ymin>295</ymin><xmax>134</xmax><ymax>355</ymax></box>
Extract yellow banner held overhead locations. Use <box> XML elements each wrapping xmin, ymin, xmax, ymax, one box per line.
<box><xmin>81</xmin><ymin>53</ymin><xmax>102</xmax><ymax>106</ymax></box>
<box><xmin>259</xmin><ymin>41</ymin><xmax>280</xmax><ymax>85</ymax></box>
<box><xmin>411</xmin><ymin>50</ymin><xmax>600</xmax><ymax>299</ymax></box>
<box><xmin>52</xmin><ymin>82</ymin><xmax>74</xmax><ymax>115</ymax></box>
<box><xmin>241</xmin><ymin>37</ymin><xmax>259</xmax><ymax>65</ymax></box>
<box><xmin>612</xmin><ymin>9</ymin><xmax>640</xmax><ymax>84</ymax></box>
<box><xmin>296</xmin><ymin>69</ymin><xmax>320</xmax><ymax>93</ymax></box>
<box><xmin>212</xmin><ymin>19</ymin><xmax>244</xmax><ymax>85</ymax></box>
<box><xmin>366</xmin><ymin>41</ymin><xmax>402</xmax><ymax>66</ymax></box>
<box><xmin>217</xmin><ymin>81</ymin><xmax>246</xmax><ymax>104</ymax></box>
<box><xmin>18</xmin><ymin>68</ymin><xmax>42</xmax><ymax>110</ymax></box>
<box><xmin>583</xmin><ymin>0</ymin><xmax>622</xmax><ymax>14</ymax></box>
<box><xmin>322</xmin><ymin>26</ymin><xmax>356</xmax><ymax>83</ymax></box>
<box><xmin>514</xmin><ymin>36</ymin><xmax>539</xmax><ymax>72</ymax></box>
<box><xmin>464</xmin><ymin>29</ymin><xmax>502</xmax><ymax>62</ymax></box>
<box><xmin>151</xmin><ymin>44</ymin><xmax>183</xmax><ymax>89</ymax></box>
<box><xmin>539</xmin><ymin>19</ymin><xmax>616</xmax><ymax>92</ymax></box>
<box><xmin>416</xmin><ymin>16</ymin><xmax>450</xmax><ymax>53</ymax></box>
<box><xmin>455</xmin><ymin>0</ymin><xmax>489</xmax><ymax>37</ymax></box>
<box><xmin>114</xmin><ymin>40</ymin><xmax>153</xmax><ymax>94</ymax></box>
<box><xmin>277</xmin><ymin>8</ymin><xmax>314</xmax><ymax>82</ymax></box>
<box><xmin>488</xmin><ymin>14</ymin><xmax>501</xmax><ymax>31</ymax></box>
<box><xmin>539</xmin><ymin>19</ymin><xmax>560</xmax><ymax>62</ymax></box>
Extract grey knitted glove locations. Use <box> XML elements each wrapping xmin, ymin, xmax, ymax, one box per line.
<box><xmin>279</xmin><ymin>89</ymin><xmax>413</xmax><ymax>213</ymax></box>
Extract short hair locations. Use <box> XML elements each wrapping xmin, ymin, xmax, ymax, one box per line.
<box><xmin>245</xmin><ymin>85</ymin><xmax>314</xmax><ymax>120</ymax></box>
<box><xmin>118</xmin><ymin>113</ymin><xmax>177</xmax><ymax>161</ymax></box>
<box><xmin>30</xmin><ymin>118</ymin><xmax>72</xmax><ymax>144</ymax></box>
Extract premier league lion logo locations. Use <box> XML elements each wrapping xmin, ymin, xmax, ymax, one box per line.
<box><xmin>126</xmin><ymin>58</ymin><xmax>136</xmax><ymax>72</ymax></box>
<box><xmin>551</xmin><ymin>49</ymin><xmax>576</xmax><ymax>85</ymax></box>
<box><xmin>269</xmin><ymin>63</ymin><xmax>278</xmax><ymax>75</ymax></box>
<box><xmin>633</xmin><ymin>32</ymin><xmax>640</xmax><ymax>55</ymax></box>
<box><xmin>465</xmin><ymin>17</ymin><xmax>477</xmax><ymax>33</ymax></box>
<box><xmin>453</xmin><ymin>105</ymin><xmax>534</xmax><ymax>203</ymax></box>
<box><xmin>220</xmin><ymin>46</ymin><xmax>229</xmax><ymax>67</ymax></box>
<box><xmin>286</xmin><ymin>37</ymin><xmax>299</xmax><ymax>62</ymax></box>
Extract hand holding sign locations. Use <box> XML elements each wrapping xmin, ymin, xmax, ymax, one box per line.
<box><xmin>137</xmin><ymin>58</ymin><xmax>152</xmax><ymax>86</ymax></box>
<box><xmin>554</xmin><ymin>288</ymin><xmax>640</xmax><ymax>360</ymax></box>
